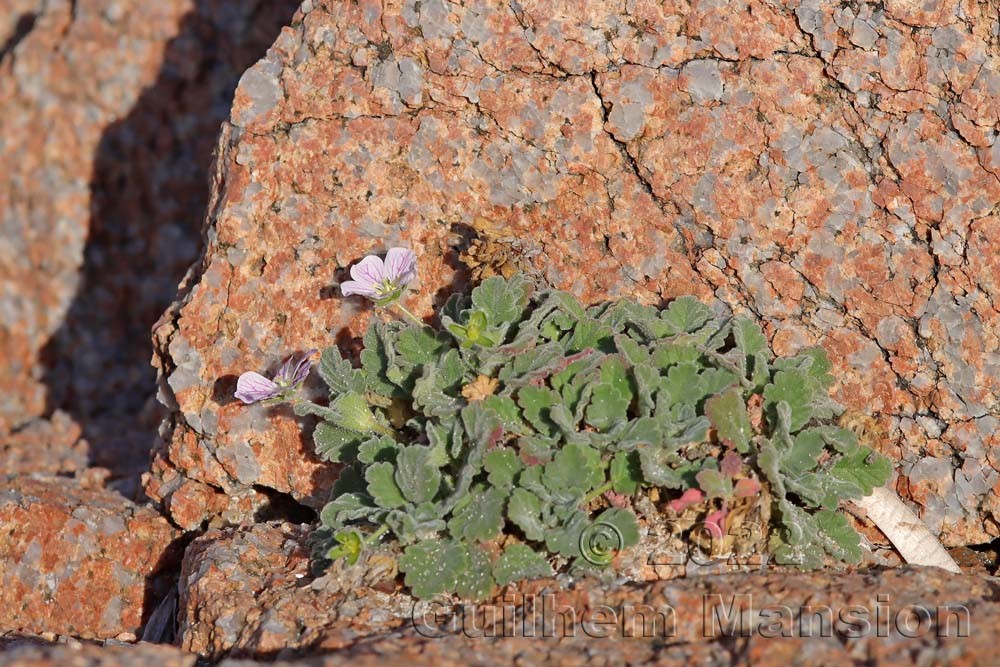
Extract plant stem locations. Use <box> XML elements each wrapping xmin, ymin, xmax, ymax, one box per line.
<box><xmin>393</xmin><ymin>301</ymin><xmax>424</xmax><ymax>327</ymax></box>
<box><xmin>584</xmin><ymin>480</ymin><xmax>616</xmax><ymax>504</ymax></box>
<box><xmin>364</xmin><ymin>524</ymin><xmax>390</xmax><ymax>546</ymax></box>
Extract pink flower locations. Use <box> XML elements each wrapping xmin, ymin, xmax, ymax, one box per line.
<box><xmin>340</xmin><ymin>248</ymin><xmax>417</xmax><ymax>305</ymax></box>
<box><xmin>235</xmin><ymin>350</ymin><xmax>316</xmax><ymax>404</ymax></box>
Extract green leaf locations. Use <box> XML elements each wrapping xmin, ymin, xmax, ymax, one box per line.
<box><xmin>544</xmin><ymin>509</ymin><xmax>588</xmax><ymax>558</ymax></box>
<box><xmin>660</xmin><ymin>296</ymin><xmax>713</xmax><ymax>335</ymax></box>
<box><xmin>360</xmin><ymin>322</ymin><xmax>403</xmax><ymax>396</ymax></box>
<box><xmin>809</xmin><ymin>425</ymin><xmax>860</xmax><ymax>453</ymax></box>
<box><xmin>493</xmin><ymin>544</ymin><xmax>554</xmax><ymax>585</ymax></box>
<box><xmin>484</xmin><ymin>448</ymin><xmax>522</xmax><ymax>488</ymax></box>
<box><xmin>454</xmin><ymin>544</ymin><xmax>495</xmax><ymax>600</ymax></box>
<box><xmin>397</xmin><ymin>326</ymin><xmax>447</xmax><ymax>365</ymax></box>
<box><xmin>567</xmin><ymin>317</ymin><xmax>614</xmax><ymax>352</ymax></box>
<box><xmin>472</xmin><ymin>275</ymin><xmax>528</xmax><ymax>327</ymax></box>
<box><xmin>610</xmin><ymin>450</ymin><xmax>642</xmax><ymax>494</ymax></box>
<box><xmin>814</xmin><ymin>509</ymin><xmax>862</xmax><ymax>563</ymax></box>
<box><xmin>784</xmin><ymin>429</ymin><xmax>826</xmax><ymax>475</ymax></box>
<box><xmin>829</xmin><ymin>447</ymin><xmax>892</xmax><ymax>497</ymax></box>
<box><xmin>763</xmin><ymin>370</ymin><xmax>814</xmax><ymax>433</ymax></box>
<box><xmin>319</xmin><ymin>493</ymin><xmax>373</xmax><ymax>528</ymax></box>
<box><xmin>394</xmin><ymin>446</ymin><xmax>442</xmax><ymax>504</ymax></box>
<box><xmin>358</xmin><ymin>436</ymin><xmax>399</xmax><ymax>464</ymax></box>
<box><xmin>412</xmin><ymin>365</ymin><xmax>463</xmax><ymax>417</ymax></box>
<box><xmin>636</xmin><ymin>445</ymin><xmax>685</xmax><ymax>488</ymax></box>
<box><xmin>326</xmin><ymin>529</ymin><xmax>364</xmax><ymax>565</ymax></box>
<box><xmin>313</xmin><ymin>422</ymin><xmax>365</xmax><ymax>462</ymax></box>
<box><xmin>705</xmin><ymin>388</ymin><xmax>753</xmax><ymax>453</ymax></box>
<box><xmin>333</xmin><ymin>392</ymin><xmax>384</xmax><ymax>433</ymax></box>
<box><xmin>593</xmin><ymin>507</ymin><xmax>640</xmax><ymax>551</ymax></box>
<box><xmin>508</xmin><ymin>488</ymin><xmax>546</xmax><ymax>541</ymax></box>
<box><xmin>650</xmin><ymin>341</ymin><xmax>701</xmax><ymax>369</ymax></box>
<box><xmin>543</xmin><ymin>443</ymin><xmax>604</xmax><ymax>499</ymax></box>
<box><xmin>609</xmin><ymin>417</ymin><xmax>662</xmax><ymax>452</ymax></box>
<box><xmin>399</xmin><ymin>540</ymin><xmax>465</xmax><ymax>599</ymax></box>
<box><xmin>584</xmin><ymin>357</ymin><xmax>632</xmax><ymax>432</ymax></box>
<box><xmin>482</xmin><ymin>395</ymin><xmax>527</xmax><ymax>433</ymax></box>
<box><xmin>517</xmin><ymin>386</ymin><xmax>560</xmax><ymax>436</ymax></box>
<box><xmin>448</xmin><ymin>486</ymin><xmax>506</xmax><ymax>541</ymax></box>
<box><xmin>732</xmin><ymin>317</ymin><xmax>769</xmax><ymax>389</ymax></box>
<box><xmin>366</xmin><ymin>462</ymin><xmax>407</xmax><ymax>509</ymax></box>
<box><xmin>318</xmin><ymin>347</ymin><xmax>366</xmax><ymax>395</ymax></box>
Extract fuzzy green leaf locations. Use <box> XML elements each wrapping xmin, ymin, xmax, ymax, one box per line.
<box><xmin>705</xmin><ymin>388</ymin><xmax>753</xmax><ymax>453</ymax></box>
<box><xmin>660</xmin><ymin>297</ymin><xmax>713</xmax><ymax>335</ymax></box>
<box><xmin>543</xmin><ymin>443</ymin><xmax>604</xmax><ymax>499</ymax></box>
<box><xmin>517</xmin><ymin>386</ymin><xmax>560</xmax><ymax>436</ymax></box>
<box><xmin>763</xmin><ymin>371</ymin><xmax>815</xmax><ymax>433</ymax></box>
<box><xmin>326</xmin><ymin>529</ymin><xmax>364</xmax><ymax>565</ymax></box>
<box><xmin>593</xmin><ymin>507</ymin><xmax>640</xmax><ymax>551</ymax></box>
<box><xmin>484</xmin><ymin>448</ymin><xmax>522</xmax><ymax>488</ymax></box>
<box><xmin>610</xmin><ymin>450</ymin><xmax>643</xmax><ymax>494</ymax></box>
<box><xmin>399</xmin><ymin>540</ymin><xmax>466</xmax><ymax>599</ymax></box>
<box><xmin>493</xmin><ymin>544</ymin><xmax>554</xmax><ymax>585</ymax></box>
<box><xmin>508</xmin><ymin>487</ymin><xmax>546</xmax><ymax>541</ymax></box>
<box><xmin>397</xmin><ymin>326</ymin><xmax>447</xmax><ymax>365</ymax></box>
<box><xmin>366</xmin><ymin>462</ymin><xmax>407</xmax><ymax>509</ymax></box>
<box><xmin>394</xmin><ymin>445</ymin><xmax>442</xmax><ymax>504</ymax></box>
<box><xmin>814</xmin><ymin>509</ymin><xmax>862</xmax><ymax>563</ymax></box>
<box><xmin>313</xmin><ymin>422</ymin><xmax>365</xmax><ymax>463</ymax></box>
<box><xmin>454</xmin><ymin>544</ymin><xmax>495</xmax><ymax>600</ymax></box>
<box><xmin>318</xmin><ymin>348</ymin><xmax>366</xmax><ymax>395</ymax></box>
<box><xmin>472</xmin><ymin>275</ymin><xmax>527</xmax><ymax>327</ymax></box>
<box><xmin>448</xmin><ymin>486</ymin><xmax>506</xmax><ymax>541</ymax></box>
<box><xmin>830</xmin><ymin>447</ymin><xmax>892</xmax><ymax>497</ymax></box>
<box><xmin>357</xmin><ymin>436</ymin><xmax>399</xmax><ymax>464</ymax></box>
<box><xmin>695</xmin><ymin>468</ymin><xmax>734</xmax><ymax>498</ymax></box>
<box><xmin>319</xmin><ymin>493</ymin><xmax>373</xmax><ymax>528</ymax></box>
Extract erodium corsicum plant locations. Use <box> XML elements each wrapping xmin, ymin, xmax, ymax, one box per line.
<box><xmin>238</xmin><ymin>249</ymin><xmax>892</xmax><ymax>600</ymax></box>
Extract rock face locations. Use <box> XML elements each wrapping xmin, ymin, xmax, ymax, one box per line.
<box><xmin>148</xmin><ymin>0</ymin><xmax>1000</xmax><ymax>545</ymax></box>
<box><xmin>0</xmin><ymin>0</ymin><xmax>300</xmax><ymax>483</ymax></box>
<box><xmin>0</xmin><ymin>642</ymin><xmax>196</xmax><ymax>667</ymax></box>
<box><xmin>179</xmin><ymin>523</ymin><xmax>997</xmax><ymax>664</ymax></box>
<box><xmin>0</xmin><ymin>476</ymin><xmax>181</xmax><ymax>640</ymax></box>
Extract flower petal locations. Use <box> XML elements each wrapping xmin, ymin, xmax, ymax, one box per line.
<box><xmin>340</xmin><ymin>279</ymin><xmax>380</xmax><ymax>298</ymax></box>
<box><xmin>383</xmin><ymin>247</ymin><xmax>417</xmax><ymax>285</ymax></box>
<box><xmin>235</xmin><ymin>372</ymin><xmax>280</xmax><ymax>404</ymax></box>
<box><xmin>349</xmin><ymin>255</ymin><xmax>386</xmax><ymax>287</ymax></box>
<box><xmin>288</xmin><ymin>349</ymin><xmax>317</xmax><ymax>386</ymax></box>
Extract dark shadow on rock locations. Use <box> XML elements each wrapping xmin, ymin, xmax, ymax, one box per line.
<box><xmin>0</xmin><ymin>12</ymin><xmax>39</xmax><ymax>61</ymax></box>
<box><xmin>39</xmin><ymin>1</ymin><xmax>300</xmax><ymax>492</ymax></box>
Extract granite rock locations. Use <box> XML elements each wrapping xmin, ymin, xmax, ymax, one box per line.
<box><xmin>0</xmin><ymin>475</ymin><xmax>181</xmax><ymax>640</ymax></box>
<box><xmin>179</xmin><ymin>523</ymin><xmax>998</xmax><ymax>664</ymax></box>
<box><xmin>0</xmin><ymin>0</ymin><xmax>300</xmax><ymax>482</ymax></box>
<box><xmin>0</xmin><ymin>642</ymin><xmax>195</xmax><ymax>667</ymax></box>
<box><xmin>0</xmin><ymin>411</ymin><xmax>89</xmax><ymax>477</ymax></box>
<box><xmin>148</xmin><ymin>0</ymin><xmax>1000</xmax><ymax>544</ymax></box>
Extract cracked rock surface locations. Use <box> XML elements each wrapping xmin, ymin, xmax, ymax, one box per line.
<box><xmin>0</xmin><ymin>475</ymin><xmax>181</xmax><ymax>640</ymax></box>
<box><xmin>176</xmin><ymin>522</ymin><xmax>997</xmax><ymax>665</ymax></box>
<box><xmin>0</xmin><ymin>0</ymin><xmax>300</xmax><ymax>485</ymax></box>
<box><xmin>149</xmin><ymin>0</ymin><xmax>1000</xmax><ymax>545</ymax></box>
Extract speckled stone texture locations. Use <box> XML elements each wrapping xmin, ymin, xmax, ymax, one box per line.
<box><xmin>0</xmin><ymin>0</ymin><xmax>300</xmax><ymax>484</ymax></box>
<box><xmin>0</xmin><ymin>642</ymin><xmax>196</xmax><ymax>667</ymax></box>
<box><xmin>146</xmin><ymin>0</ymin><xmax>1000</xmax><ymax>546</ymax></box>
<box><xmin>179</xmin><ymin>523</ymin><xmax>997</xmax><ymax>664</ymax></box>
<box><xmin>0</xmin><ymin>476</ymin><xmax>180</xmax><ymax>640</ymax></box>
